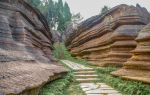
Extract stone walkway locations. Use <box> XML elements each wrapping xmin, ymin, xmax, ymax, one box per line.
<box><xmin>61</xmin><ymin>60</ymin><xmax>122</xmax><ymax>95</ymax></box>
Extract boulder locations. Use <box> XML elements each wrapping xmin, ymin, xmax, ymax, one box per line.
<box><xmin>112</xmin><ymin>23</ymin><xmax>150</xmax><ymax>84</ymax></box>
<box><xmin>65</xmin><ymin>4</ymin><xmax>150</xmax><ymax>67</ymax></box>
<box><xmin>0</xmin><ymin>0</ymin><xmax>67</xmax><ymax>95</ymax></box>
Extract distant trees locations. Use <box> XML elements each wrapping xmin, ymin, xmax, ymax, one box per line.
<box><xmin>64</xmin><ymin>13</ymin><xmax>83</xmax><ymax>36</ymax></box>
<box><xmin>43</xmin><ymin>0</ymin><xmax>56</xmax><ymax>28</ymax></box>
<box><xmin>100</xmin><ymin>6</ymin><xmax>110</xmax><ymax>16</ymax></box>
<box><xmin>56</xmin><ymin>0</ymin><xmax>72</xmax><ymax>32</ymax></box>
<box><xmin>71</xmin><ymin>13</ymin><xmax>83</xmax><ymax>25</ymax></box>
<box><xmin>27</xmin><ymin>0</ymin><xmax>72</xmax><ymax>33</ymax></box>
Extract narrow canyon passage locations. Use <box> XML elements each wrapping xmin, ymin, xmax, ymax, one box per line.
<box><xmin>0</xmin><ymin>0</ymin><xmax>150</xmax><ymax>95</ymax></box>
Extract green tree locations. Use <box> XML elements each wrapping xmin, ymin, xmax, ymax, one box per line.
<box><xmin>100</xmin><ymin>6</ymin><xmax>110</xmax><ymax>16</ymax></box>
<box><xmin>56</xmin><ymin>0</ymin><xmax>72</xmax><ymax>32</ymax></box>
<box><xmin>45</xmin><ymin>0</ymin><xmax>56</xmax><ymax>27</ymax></box>
<box><xmin>27</xmin><ymin>0</ymin><xmax>41</xmax><ymax>8</ymax></box>
<box><xmin>64</xmin><ymin>2</ymin><xmax>72</xmax><ymax>22</ymax></box>
<box><xmin>58</xmin><ymin>0</ymin><xmax>64</xmax><ymax>11</ymax></box>
<box><xmin>56</xmin><ymin>0</ymin><xmax>65</xmax><ymax>31</ymax></box>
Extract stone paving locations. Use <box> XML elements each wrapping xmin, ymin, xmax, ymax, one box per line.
<box><xmin>61</xmin><ymin>60</ymin><xmax>122</xmax><ymax>95</ymax></box>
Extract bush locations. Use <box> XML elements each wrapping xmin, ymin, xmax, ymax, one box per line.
<box><xmin>53</xmin><ymin>43</ymin><xmax>89</xmax><ymax>66</ymax></box>
<box><xmin>53</xmin><ymin>43</ymin><xmax>72</xmax><ymax>59</ymax></box>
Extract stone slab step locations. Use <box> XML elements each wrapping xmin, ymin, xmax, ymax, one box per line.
<box><xmin>80</xmin><ymin>83</ymin><xmax>111</xmax><ymax>88</ymax></box>
<box><xmin>80</xmin><ymin>83</ymin><xmax>114</xmax><ymax>91</ymax></box>
<box><xmin>82</xmin><ymin>86</ymin><xmax>115</xmax><ymax>91</ymax></box>
<box><xmin>80</xmin><ymin>83</ymin><xmax>122</xmax><ymax>95</ymax></box>
<box><xmin>75</xmin><ymin>75</ymin><xmax>98</xmax><ymax>78</ymax></box>
<box><xmin>61</xmin><ymin>60</ymin><xmax>91</xmax><ymax>70</ymax></box>
<box><xmin>74</xmin><ymin>71</ymin><xmax>96</xmax><ymax>75</ymax></box>
<box><xmin>87</xmin><ymin>94</ymin><xmax>122</xmax><ymax>95</ymax></box>
<box><xmin>85</xmin><ymin>89</ymin><xmax>119</xmax><ymax>94</ymax></box>
<box><xmin>75</xmin><ymin>68</ymin><xmax>94</xmax><ymax>72</ymax></box>
<box><xmin>76</xmin><ymin>78</ymin><xmax>99</xmax><ymax>83</ymax></box>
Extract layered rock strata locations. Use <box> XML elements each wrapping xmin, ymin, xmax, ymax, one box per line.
<box><xmin>112</xmin><ymin>23</ymin><xmax>150</xmax><ymax>84</ymax></box>
<box><xmin>101</xmin><ymin>25</ymin><xmax>144</xmax><ymax>66</ymax></box>
<box><xmin>65</xmin><ymin>4</ymin><xmax>150</xmax><ymax>67</ymax></box>
<box><xmin>0</xmin><ymin>0</ymin><xmax>66</xmax><ymax>95</ymax></box>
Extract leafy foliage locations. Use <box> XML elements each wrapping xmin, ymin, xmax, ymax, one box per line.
<box><xmin>53</xmin><ymin>43</ymin><xmax>72</xmax><ymax>59</ymax></box>
<box><xmin>96</xmin><ymin>67</ymin><xmax>150</xmax><ymax>95</ymax></box>
<box><xmin>52</xmin><ymin>43</ymin><xmax>89</xmax><ymax>66</ymax></box>
<box><xmin>57</xmin><ymin>0</ymin><xmax>72</xmax><ymax>32</ymax></box>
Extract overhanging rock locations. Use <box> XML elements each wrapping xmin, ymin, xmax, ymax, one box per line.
<box><xmin>0</xmin><ymin>0</ymin><xmax>67</xmax><ymax>95</ymax></box>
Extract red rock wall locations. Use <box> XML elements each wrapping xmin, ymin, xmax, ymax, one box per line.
<box><xmin>65</xmin><ymin>4</ymin><xmax>150</xmax><ymax>67</ymax></box>
<box><xmin>0</xmin><ymin>1</ymin><xmax>66</xmax><ymax>95</ymax></box>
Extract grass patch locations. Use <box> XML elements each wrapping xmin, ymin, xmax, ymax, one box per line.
<box><xmin>39</xmin><ymin>71</ymin><xmax>85</xmax><ymax>95</ymax></box>
<box><xmin>39</xmin><ymin>72</ymin><xmax>74</xmax><ymax>95</ymax></box>
<box><xmin>64</xmin><ymin>81</ymin><xmax>86</xmax><ymax>95</ymax></box>
<box><xmin>53</xmin><ymin>43</ymin><xmax>90</xmax><ymax>66</ymax></box>
<box><xmin>96</xmin><ymin>67</ymin><xmax>150</xmax><ymax>95</ymax></box>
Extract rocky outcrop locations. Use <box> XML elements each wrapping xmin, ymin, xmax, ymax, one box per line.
<box><xmin>112</xmin><ymin>23</ymin><xmax>150</xmax><ymax>84</ymax></box>
<box><xmin>65</xmin><ymin>4</ymin><xmax>150</xmax><ymax>67</ymax></box>
<box><xmin>0</xmin><ymin>0</ymin><xmax>67</xmax><ymax>95</ymax></box>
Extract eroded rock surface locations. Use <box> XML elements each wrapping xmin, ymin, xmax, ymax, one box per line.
<box><xmin>112</xmin><ymin>23</ymin><xmax>150</xmax><ymax>84</ymax></box>
<box><xmin>0</xmin><ymin>1</ymin><xmax>67</xmax><ymax>95</ymax></box>
<box><xmin>65</xmin><ymin>4</ymin><xmax>150</xmax><ymax>67</ymax></box>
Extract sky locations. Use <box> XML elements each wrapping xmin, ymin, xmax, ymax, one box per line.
<box><xmin>54</xmin><ymin>0</ymin><xmax>150</xmax><ymax>20</ymax></box>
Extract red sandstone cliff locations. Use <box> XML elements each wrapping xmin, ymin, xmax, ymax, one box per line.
<box><xmin>0</xmin><ymin>1</ymin><xmax>67</xmax><ymax>95</ymax></box>
<box><xmin>65</xmin><ymin>4</ymin><xmax>150</xmax><ymax>67</ymax></box>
